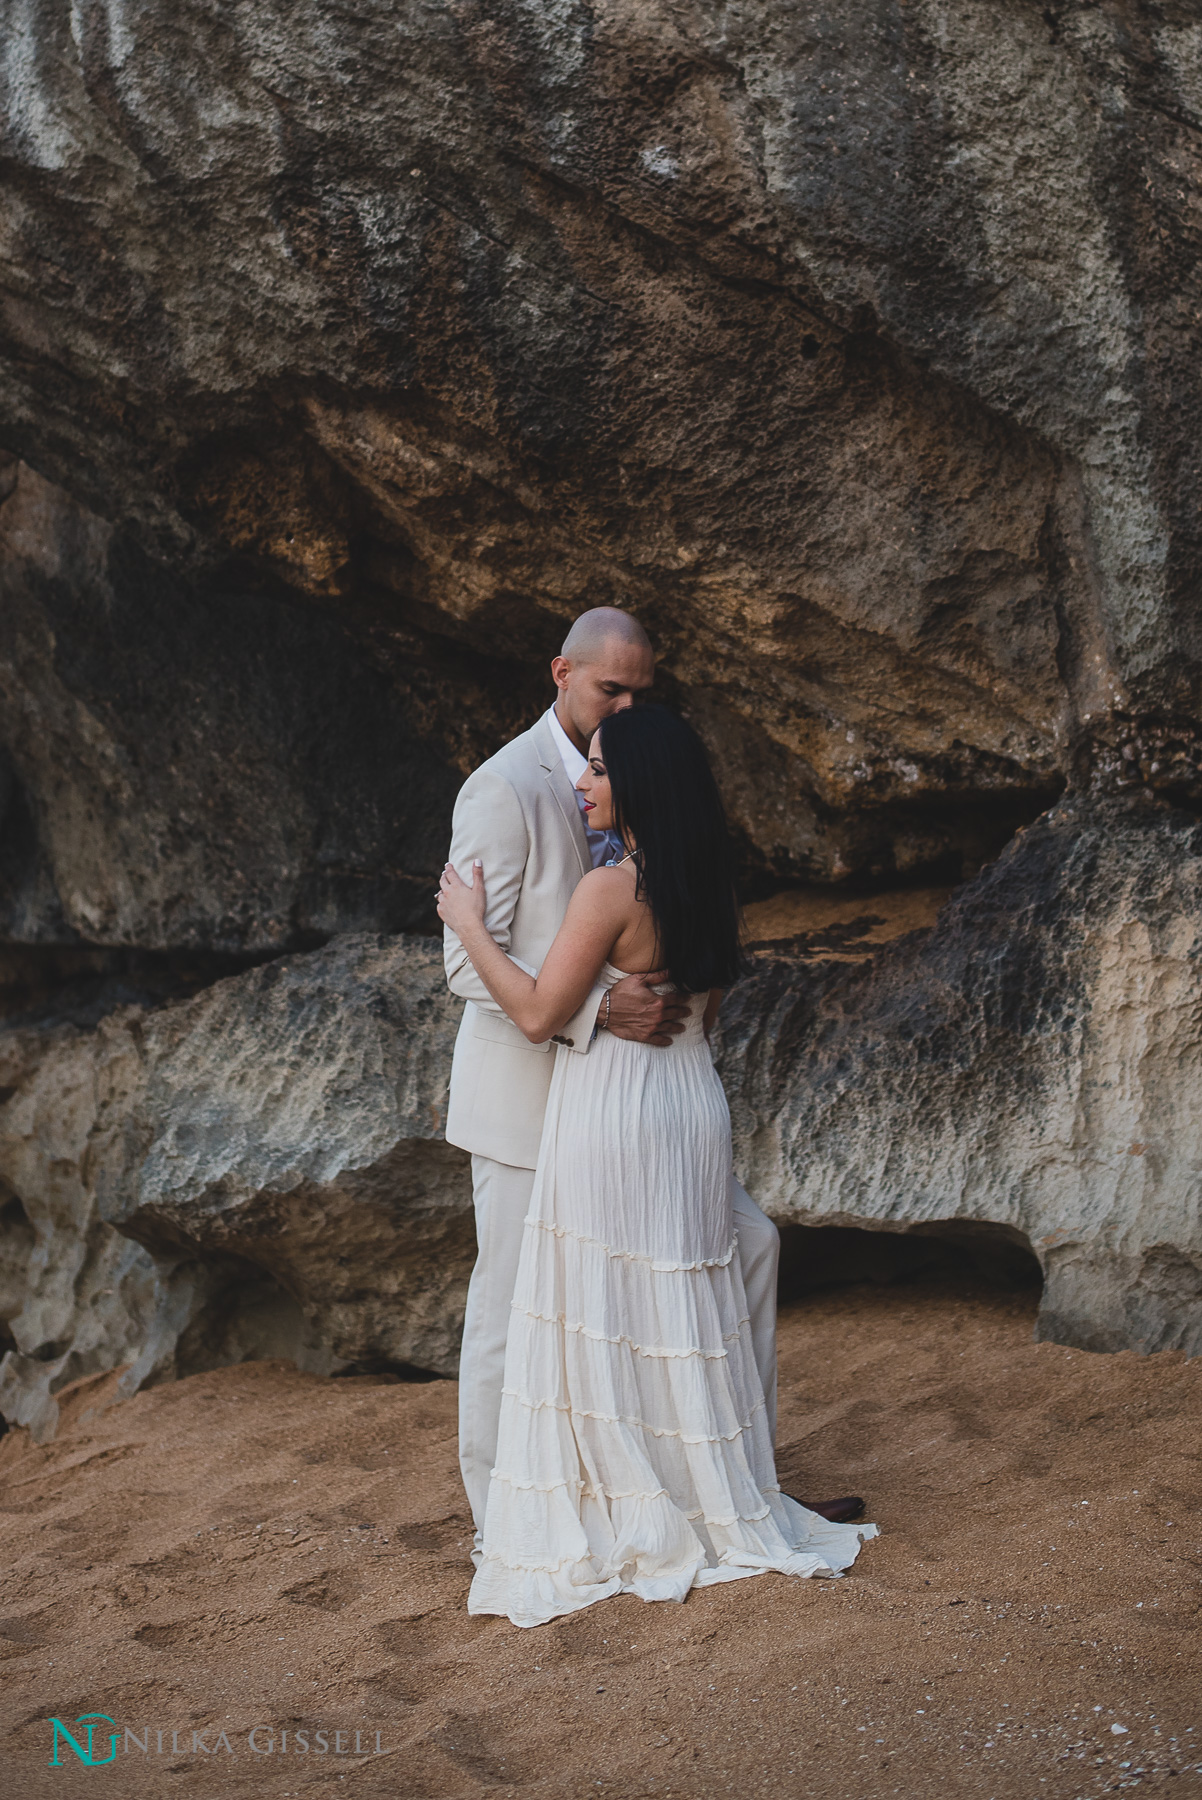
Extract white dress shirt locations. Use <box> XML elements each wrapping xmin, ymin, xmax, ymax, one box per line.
<box><xmin>546</xmin><ymin>705</ymin><xmax>625</xmax><ymax>869</ymax></box>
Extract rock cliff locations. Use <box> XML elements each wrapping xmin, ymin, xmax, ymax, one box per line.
<box><xmin>0</xmin><ymin>1</ymin><xmax>1200</xmax><ymax>1424</ymax></box>
<box><xmin>4</xmin><ymin>793</ymin><xmax>1199</xmax><ymax>1444</ymax></box>
<box><xmin>89</xmin><ymin>934</ymin><xmax>474</xmax><ymax>1386</ymax></box>
<box><xmin>0</xmin><ymin>935</ymin><xmax>472</xmax><ymax>1439</ymax></box>
<box><xmin>717</xmin><ymin>795</ymin><xmax>1202</xmax><ymax>1359</ymax></box>
<box><xmin>2</xmin><ymin>1</ymin><xmax>1200</xmax><ymax>920</ymax></box>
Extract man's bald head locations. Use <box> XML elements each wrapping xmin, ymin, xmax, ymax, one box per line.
<box><xmin>551</xmin><ymin>608</ymin><xmax>655</xmax><ymax>753</ymax></box>
<box><xmin>561</xmin><ymin>606</ymin><xmax>653</xmax><ymax>664</ymax></box>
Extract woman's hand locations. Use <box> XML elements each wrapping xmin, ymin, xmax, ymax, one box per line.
<box><xmin>437</xmin><ymin>859</ymin><xmax>487</xmax><ymax>937</ymax></box>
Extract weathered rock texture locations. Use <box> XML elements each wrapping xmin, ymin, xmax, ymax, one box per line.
<box><xmin>8</xmin><ymin>793</ymin><xmax>1199</xmax><ymax>1441</ymax></box>
<box><xmin>0</xmin><ymin>459</ymin><xmax>463</xmax><ymax>947</ymax></box>
<box><xmin>90</xmin><ymin>933</ymin><xmax>473</xmax><ymax>1381</ymax></box>
<box><xmin>2</xmin><ymin>1</ymin><xmax>1201</xmax><ymax>921</ymax></box>
<box><xmin>0</xmin><ymin>1</ymin><xmax>1200</xmax><ymax>1408</ymax></box>
<box><xmin>715</xmin><ymin>795</ymin><xmax>1202</xmax><ymax>1357</ymax></box>
<box><xmin>0</xmin><ymin>935</ymin><xmax>473</xmax><ymax>1438</ymax></box>
<box><xmin>0</xmin><ymin>1019</ymin><xmax>158</xmax><ymax>1441</ymax></box>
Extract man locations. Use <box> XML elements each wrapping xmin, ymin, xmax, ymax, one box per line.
<box><xmin>443</xmin><ymin>607</ymin><xmax>861</xmax><ymax>1543</ymax></box>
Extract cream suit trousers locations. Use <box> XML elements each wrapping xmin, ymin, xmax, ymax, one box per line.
<box><xmin>458</xmin><ymin>1152</ymin><xmax>781</xmax><ymax>1534</ymax></box>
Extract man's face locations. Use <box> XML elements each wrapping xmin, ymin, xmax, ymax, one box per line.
<box><xmin>552</xmin><ymin>640</ymin><xmax>655</xmax><ymax>750</ymax></box>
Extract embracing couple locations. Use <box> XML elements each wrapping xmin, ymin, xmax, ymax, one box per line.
<box><xmin>439</xmin><ymin>609</ymin><xmax>876</xmax><ymax>1629</ymax></box>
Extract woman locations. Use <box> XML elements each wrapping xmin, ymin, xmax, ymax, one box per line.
<box><xmin>437</xmin><ymin>706</ymin><xmax>875</xmax><ymax>1627</ymax></box>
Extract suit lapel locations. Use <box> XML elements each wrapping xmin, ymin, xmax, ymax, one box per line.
<box><xmin>531</xmin><ymin>713</ymin><xmax>590</xmax><ymax>878</ymax></box>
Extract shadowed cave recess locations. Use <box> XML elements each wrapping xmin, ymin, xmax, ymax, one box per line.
<box><xmin>778</xmin><ymin>1221</ymin><xmax>1044</xmax><ymax>1305</ymax></box>
<box><xmin>1</xmin><ymin>0</ymin><xmax>1201</xmax><ymax>1434</ymax></box>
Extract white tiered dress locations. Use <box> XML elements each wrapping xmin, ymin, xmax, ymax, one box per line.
<box><xmin>467</xmin><ymin>966</ymin><xmax>877</xmax><ymax>1628</ymax></box>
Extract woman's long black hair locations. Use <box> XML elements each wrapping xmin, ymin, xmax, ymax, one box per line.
<box><xmin>598</xmin><ymin>705</ymin><xmax>747</xmax><ymax>994</ymax></box>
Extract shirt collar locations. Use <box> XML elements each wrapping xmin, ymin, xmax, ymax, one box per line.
<box><xmin>546</xmin><ymin>703</ymin><xmax>587</xmax><ymax>782</ymax></box>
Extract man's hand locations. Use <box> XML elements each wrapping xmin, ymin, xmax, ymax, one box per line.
<box><xmin>604</xmin><ymin>971</ymin><xmax>688</xmax><ymax>1046</ymax></box>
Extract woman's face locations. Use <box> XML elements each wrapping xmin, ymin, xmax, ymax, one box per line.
<box><xmin>576</xmin><ymin>731</ymin><xmax>615</xmax><ymax>831</ymax></box>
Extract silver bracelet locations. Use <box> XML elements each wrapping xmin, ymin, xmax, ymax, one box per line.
<box><xmin>599</xmin><ymin>989</ymin><xmax>612</xmax><ymax>1031</ymax></box>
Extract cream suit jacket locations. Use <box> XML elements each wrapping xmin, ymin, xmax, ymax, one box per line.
<box><xmin>443</xmin><ymin>711</ymin><xmax>608</xmax><ymax>1169</ymax></box>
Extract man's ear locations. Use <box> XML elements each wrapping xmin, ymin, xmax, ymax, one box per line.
<box><xmin>550</xmin><ymin>654</ymin><xmax>572</xmax><ymax>691</ymax></box>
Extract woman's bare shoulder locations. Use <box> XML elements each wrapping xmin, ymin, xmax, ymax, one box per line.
<box><xmin>555</xmin><ymin>865</ymin><xmax>641</xmax><ymax>950</ymax></box>
<box><xmin>566</xmin><ymin>864</ymin><xmax>645</xmax><ymax>923</ymax></box>
<box><xmin>572</xmin><ymin>864</ymin><xmax>636</xmax><ymax>906</ymax></box>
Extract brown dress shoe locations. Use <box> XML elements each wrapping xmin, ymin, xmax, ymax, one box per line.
<box><xmin>790</xmin><ymin>1494</ymin><xmax>866</xmax><ymax>1524</ymax></box>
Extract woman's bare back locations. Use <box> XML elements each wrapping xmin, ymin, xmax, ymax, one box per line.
<box><xmin>585</xmin><ymin>858</ymin><xmax>662</xmax><ymax>975</ymax></box>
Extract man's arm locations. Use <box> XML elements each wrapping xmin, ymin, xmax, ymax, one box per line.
<box><xmin>556</xmin><ymin>978</ymin><xmax>609</xmax><ymax>1052</ymax></box>
<box><xmin>557</xmin><ymin>969</ymin><xmax>688</xmax><ymax>1053</ymax></box>
<box><xmin>443</xmin><ymin>768</ymin><xmax>531</xmax><ymax>1015</ymax></box>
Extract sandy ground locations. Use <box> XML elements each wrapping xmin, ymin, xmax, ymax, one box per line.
<box><xmin>0</xmin><ymin>1276</ymin><xmax>1198</xmax><ymax>1800</ymax></box>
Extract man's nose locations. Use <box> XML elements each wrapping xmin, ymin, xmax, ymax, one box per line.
<box><xmin>612</xmin><ymin>692</ymin><xmax>634</xmax><ymax>710</ymax></box>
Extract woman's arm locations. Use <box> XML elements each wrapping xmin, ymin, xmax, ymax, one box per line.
<box><xmin>438</xmin><ymin>860</ymin><xmax>629</xmax><ymax>1042</ymax></box>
